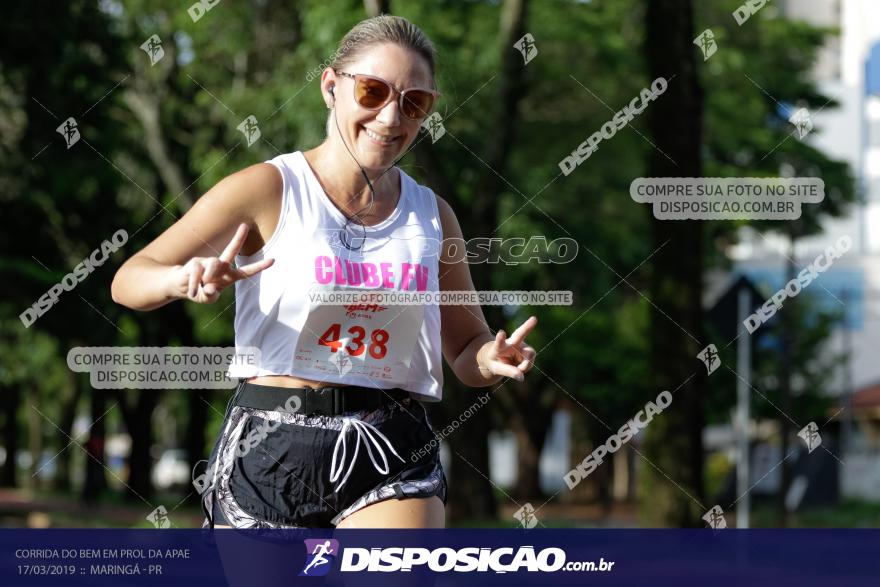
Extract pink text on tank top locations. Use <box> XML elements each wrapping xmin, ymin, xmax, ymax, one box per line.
<box><xmin>314</xmin><ymin>255</ymin><xmax>430</xmax><ymax>291</ymax></box>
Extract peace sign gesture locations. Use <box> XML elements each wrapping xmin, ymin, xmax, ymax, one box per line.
<box><xmin>171</xmin><ymin>223</ymin><xmax>275</xmax><ymax>304</ymax></box>
<box><xmin>477</xmin><ymin>316</ymin><xmax>538</xmax><ymax>382</ymax></box>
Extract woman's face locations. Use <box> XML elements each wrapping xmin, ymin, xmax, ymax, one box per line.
<box><xmin>322</xmin><ymin>43</ymin><xmax>435</xmax><ymax>172</ymax></box>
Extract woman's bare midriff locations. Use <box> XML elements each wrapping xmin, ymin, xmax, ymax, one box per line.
<box><xmin>247</xmin><ymin>374</ymin><xmax>351</xmax><ymax>388</ymax></box>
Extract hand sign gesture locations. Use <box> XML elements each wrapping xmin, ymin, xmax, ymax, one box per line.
<box><xmin>172</xmin><ymin>223</ymin><xmax>274</xmax><ymax>304</ymax></box>
<box><xmin>478</xmin><ymin>316</ymin><xmax>538</xmax><ymax>382</ymax></box>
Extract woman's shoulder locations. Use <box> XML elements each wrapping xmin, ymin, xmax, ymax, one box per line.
<box><xmin>210</xmin><ymin>161</ymin><xmax>283</xmax><ymax>216</ymax></box>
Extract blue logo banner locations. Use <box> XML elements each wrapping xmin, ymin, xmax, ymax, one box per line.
<box><xmin>1</xmin><ymin>529</ymin><xmax>877</xmax><ymax>586</ymax></box>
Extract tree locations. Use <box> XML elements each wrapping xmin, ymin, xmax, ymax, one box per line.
<box><xmin>638</xmin><ymin>0</ymin><xmax>708</xmax><ymax>527</ymax></box>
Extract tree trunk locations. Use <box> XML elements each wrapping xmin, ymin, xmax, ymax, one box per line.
<box><xmin>123</xmin><ymin>391</ymin><xmax>160</xmax><ymax>502</ymax></box>
<box><xmin>640</xmin><ymin>0</ymin><xmax>706</xmax><ymax>527</ymax></box>
<box><xmin>82</xmin><ymin>389</ymin><xmax>108</xmax><ymax>503</ymax></box>
<box><xmin>512</xmin><ymin>411</ymin><xmax>552</xmax><ymax>500</ymax></box>
<box><xmin>596</xmin><ymin>455</ymin><xmax>614</xmax><ymax>515</ymax></box>
<box><xmin>53</xmin><ymin>379</ymin><xmax>83</xmax><ymax>492</ymax></box>
<box><xmin>0</xmin><ymin>383</ymin><xmax>20</xmax><ymax>488</ymax></box>
<box><xmin>511</xmin><ymin>377</ymin><xmax>554</xmax><ymax>500</ymax></box>
<box><xmin>185</xmin><ymin>391</ymin><xmax>208</xmax><ymax>492</ymax></box>
<box><xmin>563</xmin><ymin>406</ymin><xmax>597</xmax><ymax>504</ymax></box>
<box><xmin>25</xmin><ymin>383</ymin><xmax>43</xmax><ymax>490</ymax></box>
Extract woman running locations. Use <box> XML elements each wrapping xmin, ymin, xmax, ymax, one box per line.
<box><xmin>111</xmin><ymin>14</ymin><xmax>537</xmax><ymax>530</ymax></box>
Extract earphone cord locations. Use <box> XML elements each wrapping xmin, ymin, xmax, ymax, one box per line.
<box><xmin>330</xmin><ymin>96</ymin><xmax>423</xmax><ymax>250</ymax></box>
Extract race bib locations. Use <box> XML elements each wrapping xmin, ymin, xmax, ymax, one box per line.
<box><xmin>293</xmin><ymin>285</ymin><xmax>425</xmax><ymax>385</ymax></box>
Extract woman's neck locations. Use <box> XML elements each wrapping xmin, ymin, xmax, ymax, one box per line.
<box><xmin>304</xmin><ymin>142</ymin><xmax>400</xmax><ymax>220</ymax></box>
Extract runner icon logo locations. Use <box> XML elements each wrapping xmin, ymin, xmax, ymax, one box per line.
<box><xmin>300</xmin><ymin>539</ymin><xmax>340</xmax><ymax>577</ymax></box>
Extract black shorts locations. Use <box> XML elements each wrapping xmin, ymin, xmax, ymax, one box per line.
<box><xmin>200</xmin><ymin>381</ymin><xmax>447</xmax><ymax>528</ymax></box>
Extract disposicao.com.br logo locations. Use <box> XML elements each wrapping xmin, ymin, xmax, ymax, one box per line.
<box><xmin>340</xmin><ymin>545</ymin><xmax>565</xmax><ymax>573</ymax></box>
<box><xmin>298</xmin><ymin>539</ymin><xmax>614</xmax><ymax>576</ymax></box>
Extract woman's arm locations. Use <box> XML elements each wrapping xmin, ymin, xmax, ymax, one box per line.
<box><xmin>111</xmin><ymin>163</ymin><xmax>282</xmax><ymax>310</ymax></box>
<box><xmin>436</xmin><ymin>195</ymin><xmax>536</xmax><ymax>387</ymax></box>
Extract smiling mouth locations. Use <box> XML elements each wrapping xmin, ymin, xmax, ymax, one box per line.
<box><xmin>361</xmin><ymin>126</ymin><xmax>399</xmax><ymax>145</ymax></box>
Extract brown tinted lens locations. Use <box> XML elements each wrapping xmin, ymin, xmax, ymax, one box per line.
<box><xmin>355</xmin><ymin>77</ymin><xmax>392</xmax><ymax>109</ymax></box>
<box><xmin>402</xmin><ymin>90</ymin><xmax>435</xmax><ymax>119</ymax></box>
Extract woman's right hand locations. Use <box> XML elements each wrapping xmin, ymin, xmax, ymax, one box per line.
<box><xmin>169</xmin><ymin>223</ymin><xmax>274</xmax><ymax>304</ymax></box>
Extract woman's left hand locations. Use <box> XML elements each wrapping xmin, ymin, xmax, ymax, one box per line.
<box><xmin>478</xmin><ymin>316</ymin><xmax>538</xmax><ymax>382</ymax></box>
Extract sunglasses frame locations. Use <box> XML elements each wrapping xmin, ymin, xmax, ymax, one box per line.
<box><xmin>335</xmin><ymin>70</ymin><xmax>440</xmax><ymax>120</ymax></box>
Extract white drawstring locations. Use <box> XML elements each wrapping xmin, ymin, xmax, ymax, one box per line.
<box><xmin>330</xmin><ymin>417</ymin><xmax>405</xmax><ymax>492</ymax></box>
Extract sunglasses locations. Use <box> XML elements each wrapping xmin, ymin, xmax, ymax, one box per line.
<box><xmin>335</xmin><ymin>71</ymin><xmax>439</xmax><ymax>120</ymax></box>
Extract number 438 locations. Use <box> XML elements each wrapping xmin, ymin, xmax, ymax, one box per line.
<box><xmin>318</xmin><ymin>323</ymin><xmax>389</xmax><ymax>359</ymax></box>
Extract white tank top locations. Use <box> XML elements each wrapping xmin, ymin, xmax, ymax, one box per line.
<box><xmin>227</xmin><ymin>151</ymin><xmax>444</xmax><ymax>402</ymax></box>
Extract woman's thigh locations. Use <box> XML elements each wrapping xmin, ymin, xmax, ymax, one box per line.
<box><xmin>335</xmin><ymin>496</ymin><xmax>445</xmax><ymax>529</ymax></box>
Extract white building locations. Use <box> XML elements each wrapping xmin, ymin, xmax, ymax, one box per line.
<box><xmin>730</xmin><ymin>0</ymin><xmax>880</xmax><ymax>498</ymax></box>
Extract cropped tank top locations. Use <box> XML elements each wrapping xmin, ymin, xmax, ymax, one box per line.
<box><xmin>227</xmin><ymin>151</ymin><xmax>444</xmax><ymax>402</ymax></box>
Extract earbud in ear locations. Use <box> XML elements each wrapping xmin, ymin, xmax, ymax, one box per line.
<box><xmin>326</xmin><ymin>86</ymin><xmax>336</xmax><ymax>109</ymax></box>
